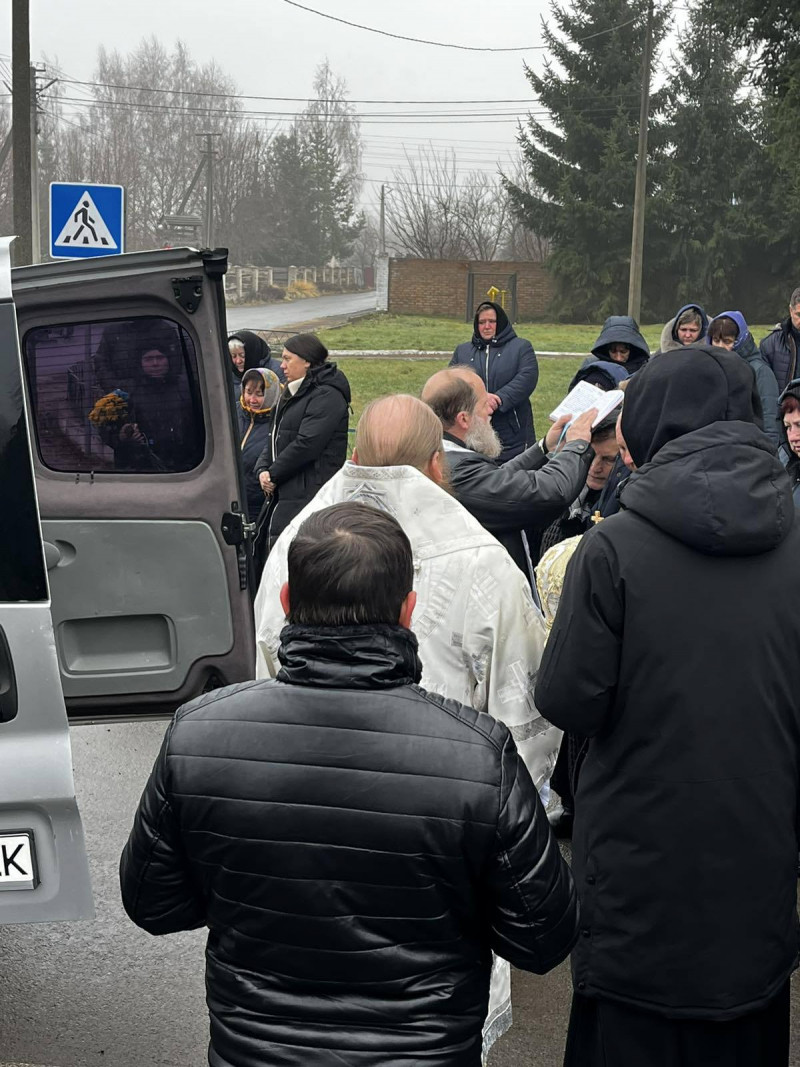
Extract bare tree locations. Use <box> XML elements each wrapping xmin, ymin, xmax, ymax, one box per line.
<box><xmin>385</xmin><ymin>146</ymin><xmax>518</xmax><ymax>260</ymax></box>
<box><xmin>498</xmin><ymin>159</ymin><xmax>551</xmax><ymax>263</ymax></box>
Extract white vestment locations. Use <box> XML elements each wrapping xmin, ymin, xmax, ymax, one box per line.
<box><xmin>253</xmin><ymin>462</ymin><xmax>561</xmax><ymax>1058</ymax></box>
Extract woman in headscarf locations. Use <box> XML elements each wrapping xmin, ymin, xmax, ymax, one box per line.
<box><xmin>228</xmin><ymin>330</ymin><xmax>285</xmax><ymax>389</ymax></box>
<box><xmin>237</xmin><ymin>367</ymin><xmax>282</xmax><ymax>521</ymax></box>
<box><xmin>536</xmin><ymin>347</ymin><xmax>800</xmax><ymax>1067</ymax></box>
<box><xmin>449</xmin><ymin>301</ymin><xmax>538</xmax><ymax>462</ymax></box>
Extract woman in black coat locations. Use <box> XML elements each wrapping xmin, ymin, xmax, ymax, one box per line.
<box><xmin>535</xmin><ymin>347</ymin><xmax>800</xmax><ymax>1067</ymax></box>
<box><xmin>254</xmin><ymin>334</ymin><xmax>350</xmax><ymax>550</ymax></box>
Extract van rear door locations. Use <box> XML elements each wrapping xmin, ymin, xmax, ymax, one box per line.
<box><xmin>11</xmin><ymin>247</ymin><xmax>255</xmax><ymax>720</ymax></box>
<box><xmin>0</xmin><ymin>238</ymin><xmax>92</xmax><ymax>921</ymax></box>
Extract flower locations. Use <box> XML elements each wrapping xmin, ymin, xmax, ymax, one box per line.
<box><xmin>88</xmin><ymin>389</ymin><xmax>130</xmax><ymax>428</ymax></box>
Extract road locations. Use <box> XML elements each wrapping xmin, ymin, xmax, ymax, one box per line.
<box><xmin>1</xmin><ymin>720</ymin><xmax>800</xmax><ymax>1066</ymax></box>
<box><xmin>225</xmin><ymin>289</ymin><xmax>377</xmax><ymax>332</ymax></box>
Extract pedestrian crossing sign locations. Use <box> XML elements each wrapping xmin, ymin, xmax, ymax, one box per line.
<box><xmin>50</xmin><ymin>182</ymin><xmax>125</xmax><ymax>259</ymax></box>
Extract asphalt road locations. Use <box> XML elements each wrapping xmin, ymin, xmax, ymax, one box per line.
<box><xmin>1</xmin><ymin>720</ymin><xmax>800</xmax><ymax>1066</ymax></box>
<box><xmin>225</xmin><ymin>289</ymin><xmax>377</xmax><ymax>332</ymax></box>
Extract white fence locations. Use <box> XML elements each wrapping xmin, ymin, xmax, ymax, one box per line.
<box><xmin>225</xmin><ymin>264</ymin><xmax>366</xmax><ymax>302</ymax></box>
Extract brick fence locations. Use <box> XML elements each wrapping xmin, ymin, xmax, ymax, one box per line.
<box><xmin>387</xmin><ymin>259</ymin><xmax>553</xmax><ymax>320</ymax></box>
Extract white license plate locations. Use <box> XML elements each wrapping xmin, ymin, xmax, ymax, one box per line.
<box><xmin>0</xmin><ymin>832</ymin><xmax>37</xmax><ymax>891</ymax></box>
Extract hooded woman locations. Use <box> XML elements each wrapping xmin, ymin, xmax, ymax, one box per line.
<box><xmin>535</xmin><ymin>346</ymin><xmax>800</xmax><ymax>1067</ymax></box>
<box><xmin>708</xmin><ymin>311</ymin><xmax>780</xmax><ymax>446</ymax></box>
<box><xmin>254</xmin><ymin>334</ymin><xmax>351</xmax><ymax>554</ymax></box>
<box><xmin>588</xmin><ymin>315</ymin><xmax>650</xmax><ymax>374</ymax></box>
<box><xmin>777</xmin><ymin>378</ymin><xmax>800</xmax><ymax>508</ymax></box>
<box><xmin>656</xmin><ymin>303</ymin><xmax>709</xmax><ymax>354</ymax></box>
<box><xmin>449</xmin><ymin>301</ymin><xmax>538</xmax><ymax>462</ymax></box>
<box><xmin>238</xmin><ymin>367</ymin><xmax>282</xmax><ymax>521</ymax></box>
<box><xmin>228</xmin><ymin>330</ymin><xmax>285</xmax><ymax>388</ymax></box>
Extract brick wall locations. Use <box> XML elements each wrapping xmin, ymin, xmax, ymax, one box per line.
<box><xmin>387</xmin><ymin>259</ymin><xmax>554</xmax><ymax>320</ymax></box>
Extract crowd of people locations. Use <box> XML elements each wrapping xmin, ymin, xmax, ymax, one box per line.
<box><xmin>120</xmin><ymin>286</ymin><xmax>800</xmax><ymax>1067</ymax></box>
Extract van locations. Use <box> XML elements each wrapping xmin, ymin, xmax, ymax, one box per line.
<box><xmin>2</xmin><ymin>239</ymin><xmax>257</xmax><ymax>923</ymax></box>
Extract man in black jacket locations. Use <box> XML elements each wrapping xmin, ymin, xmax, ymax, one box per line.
<box><xmin>535</xmin><ymin>347</ymin><xmax>800</xmax><ymax>1067</ymax></box>
<box><xmin>121</xmin><ymin>502</ymin><xmax>579</xmax><ymax>1067</ymax></box>
<box><xmin>760</xmin><ymin>285</ymin><xmax>800</xmax><ymax>391</ymax></box>
<box><xmin>422</xmin><ymin>367</ymin><xmax>595</xmax><ymax>580</ymax></box>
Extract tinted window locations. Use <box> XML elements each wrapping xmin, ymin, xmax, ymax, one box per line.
<box><xmin>0</xmin><ymin>302</ymin><xmax>48</xmax><ymax>602</ymax></box>
<box><xmin>23</xmin><ymin>317</ymin><xmax>205</xmax><ymax>474</ymax></box>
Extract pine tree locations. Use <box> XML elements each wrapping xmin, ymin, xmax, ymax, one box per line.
<box><xmin>504</xmin><ymin>0</ymin><xmax>669</xmax><ymax>320</ymax></box>
<box><xmin>660</xmin><ymin>2</ymin><xmax>762</xmax><ymax>312</ymax></box>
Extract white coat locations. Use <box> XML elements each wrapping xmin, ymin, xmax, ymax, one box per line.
<box><xmin>253</xmin><ymin>461</ymin><xmax>561</xmax><ymax>1060</ymax></box>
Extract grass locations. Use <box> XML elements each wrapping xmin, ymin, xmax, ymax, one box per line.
<box><xmin>319</xmin><ymin>313</ymin><xmax>777</xmax><ymax>354</ymax></box>
<box><xmin>336</xmin><ymin>356</ymin><xmax>584</xmax><ymax>432</ymax></box>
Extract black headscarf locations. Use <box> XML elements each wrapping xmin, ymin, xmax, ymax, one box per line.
<box><xmin>471</xmin><ymin>301</ymin><xmax>514</xmax><ymax>347</ymax></box>
<box><xmin>621</xmin><ymin>345</ymin><xmax>762</xmax><ymax>468</ymax></box>
<box><xmin>229</xmin><ymin>331</ymin><xmax>272</xmax><ymax>376</ymax></box>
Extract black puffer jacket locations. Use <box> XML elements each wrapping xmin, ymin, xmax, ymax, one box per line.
<box><xmin>535</xmin><ymin>349</ymin><xmax>800</xmax><ymax>1021</ymax></box>
<box><xmin>450</xmin><ymin>302</ymin><xmax>539</xmax><ymax>461</ymax></box>
<box><xmin>254</xmin><ymin>361</ymin><xmax>350</xmax><ymax>543</ymax></box>
<box><xmin>589</xmin><ymin>315</ymin><xmax>650</xmax><ymax>374</ymax></box>
<box><xmin>761</xmin><ymin>317</ymin><xmax>800</xmax><ymax>393</ymax></box>
<box><xmin>120</xmin><ymin>625</ymin><xmax>579</xmax><ymax>1067</ymax></box>
<box><xmin>442</xmin><ymin>432</ymin><xmax>592</xmax><ymax>577</ymax></box>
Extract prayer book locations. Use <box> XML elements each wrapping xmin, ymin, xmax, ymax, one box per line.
<box><xmin>549</xmin><ymin>381</ymin><xmax>624</xmax><ymax>427</ymax></box>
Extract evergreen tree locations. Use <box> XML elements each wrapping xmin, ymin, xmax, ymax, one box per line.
<box><xmin>660</xmin><ymin>2</ymin><xmax>762</xmax><ymax>312</ymax></box>
<box><xmin>504</xmin><ymin>0</ymin><xmax>670</xmax><ymax>320</ymax></box>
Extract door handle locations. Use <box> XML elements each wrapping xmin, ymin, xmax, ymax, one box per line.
<box><xmin>43</xmin><ymin>541</ymin><xmax>61</xmax><ymax>570</ymax></box>
<box><xmin>0</xmin><ymin>627</ymin><xmax>18</xmax><ymax>723</ymax></box>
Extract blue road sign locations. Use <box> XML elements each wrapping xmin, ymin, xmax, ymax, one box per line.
<box><xmin>50</xmin><ymin>182</ymin><xmax>125</xmax><ymax>259</ymax></box>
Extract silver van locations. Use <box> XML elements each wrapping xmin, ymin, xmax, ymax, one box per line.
<box><xmin>2</xmin><ymin>239</ymin><xmax>257</xmax><ymax>923</ymax></box>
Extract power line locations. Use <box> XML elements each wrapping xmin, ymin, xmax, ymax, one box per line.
<box><xmin>280</xmin><ymin>0</ymin><xmax>640</xmax><ymax>51</ymax></box>
<box><xmin>57</xmin><ymin>77</ymin><xmax>541</xmax><ymax>105</ymax></box>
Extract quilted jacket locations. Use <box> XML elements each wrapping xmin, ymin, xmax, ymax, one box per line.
<box><xmin>120</xmin><ymin>624</ymin><xmax>578</xmax><ymax>1067</ymax></box>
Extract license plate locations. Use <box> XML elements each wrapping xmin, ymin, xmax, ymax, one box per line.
<box><xmin>0</xmin><ymin>831</ymin><xmax>38</xmax><ymax>891</ymax></box>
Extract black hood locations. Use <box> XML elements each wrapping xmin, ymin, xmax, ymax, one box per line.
<box><xmin>570</xmin><ymin>360</ymin><xmax>630</xmax><ymax>391</ymax></box>
<box><xmin>620</xmin><ymin>422</ymin><xmax>793</xmax><ymax>556</ymax></box>
<box><xmin>471</xmin><ymin>301</ymin><xmax>517</xmax><ymax>347</ymax></box>
<box><xmin>591</xmin><ymin>315</ymin><xmax>650</xmax><ymax>373</ymax></box>
<box><xmin>308</xmin><ymin>360</ymin><xmax>352</xmax><ymax>404</ymax></box>
<box><xmin>229</xmin><ymin>330</ymin><xmax>271</xmax><ymax>374</ymax></box>
<box><xmin>621</xmin><ymin>345</ymin><xmax>761</xmax><ymax>467</ymax></box>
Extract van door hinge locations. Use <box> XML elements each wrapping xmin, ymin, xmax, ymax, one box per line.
<box><xmin>171</xmin><ymin>275</ymin><xmax>203</xmax><ymax>313</ymax></box>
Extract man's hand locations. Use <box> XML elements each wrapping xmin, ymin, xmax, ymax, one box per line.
<box><xmin>259</xmin><ymin>471</ymin><xmax>275</xmax><ymax>495</ymax></box>
<box><xmin>119</xmin><ymin>422</ymin><xmax>146</xmax><ymax>445</ymax></box>
<box><xmin>566</xmin><ymin>408</ymin><xmax>597</xmax><ymax>444</ymax></box>
<box><xmin>487</xmin><ymin>393</ymin><xmax>502</xmax><ymax>414</ymax></box>
<box><xmin>545</xmin><ymin>414</ymin><xmax>572</xmax><ymax>453</ymax></box>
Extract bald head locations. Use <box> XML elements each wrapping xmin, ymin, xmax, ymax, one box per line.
<box><xmin>354</xmin><ymin>394</ymin><xmax>443</xmax><ymax>475</ymax></box>
<box><xmin>422</xmin><ymin>368</ymin><xmax>484</xmax><ymax>430</ymax></box>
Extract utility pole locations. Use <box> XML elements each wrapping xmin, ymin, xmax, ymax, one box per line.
<box><xmin>379</xmin><ymin>184</ymin><xmax>386</xmax><ymax>255</ymax></box>
<box><xmin>12</xmin><ymin>0</ymin><xmax>32</xmax><ymax>266</ymax></box>
<box><xmin>30</xmin><ymin>65</ymin><xmax>41</xmax><ymax>264</ymax></box>
<box><xmin>198</xmin><ymin>133</ymin><xmax>220</xmax><ymax>248</ymax></box>
<box><xmin>627</xmin><ymin>0</ymin><xmax>654</xmax><ymax>322</ymax></box>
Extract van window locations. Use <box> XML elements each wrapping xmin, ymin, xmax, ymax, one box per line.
<box><xmin>23</xmin><ymin>317</ymin><xmax>205</xmax><ymax>474</ymax></box>
<box><xmin>0</xmin><ymin>304</ymin><xmax>48</xmax><ymax>602</ymax></box>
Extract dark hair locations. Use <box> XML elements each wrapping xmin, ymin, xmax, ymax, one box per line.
<box><xmin>424</xmin><ymin>374</ymin><xmax>478</xmax><ymax>427</ymax></box>
<box><xmin>591</xmin><ymin>421</ymin><xmax>618</xmax><ymax>444</ymax></box>
<box><xmin>708</xmin><ymin>316</ymin><xmax>738</xmax><ymax>345</ymax></box>
<box><xmin>286</xmin><ymin>502</ymin><xmax>413</xmax><ymax>626</ymax></box>
<box><xmin>284</xmin><ymin>333</ymin><xmax>328</xmax><ymax>367</ymax></box>
<box><xmin>781</xmin><ymin>395</ymin><xmax>800</xmax><ymax>418</ymax></box>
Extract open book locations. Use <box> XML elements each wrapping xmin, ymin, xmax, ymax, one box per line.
<box><xmin>549</xmin><ymin>380</ymin><xmax>624</xmax><ymax>428</ymax></box>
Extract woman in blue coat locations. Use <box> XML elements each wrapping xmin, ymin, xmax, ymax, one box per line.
<box><xmin>449</xmin><ymin>301</ymin><xmax>538</xmax><ymax>462</ymax></box>
<box><xmin>237</xmin><ymin>368</ymin><xmax>282</xmax><ymax>521</ymax></box>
